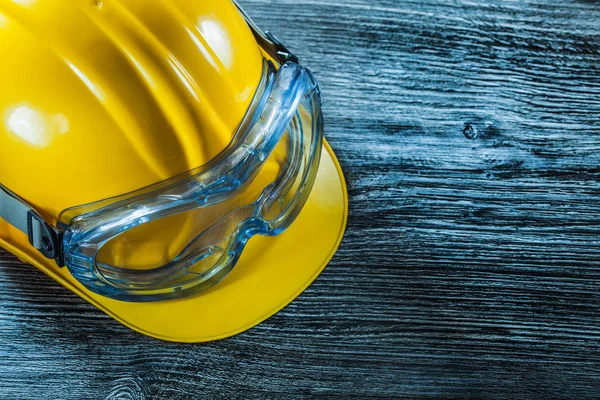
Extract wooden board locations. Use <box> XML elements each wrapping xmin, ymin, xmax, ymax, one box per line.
<box><xmin>2</xmin><ymin>0</ymin><xmax>600</xmax><ymax>398</ymax></box>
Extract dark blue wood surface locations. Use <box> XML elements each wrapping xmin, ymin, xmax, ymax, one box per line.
<box><xmin>2</xmin><ymin>0</ymin><xmax>600</xmax><ymax>398</ymax></box>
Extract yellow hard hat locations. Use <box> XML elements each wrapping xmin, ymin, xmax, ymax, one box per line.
<box><xmin>0</xmin><ymin>0</ymin><xmax>347</xmax><ymax>342</ymax></box>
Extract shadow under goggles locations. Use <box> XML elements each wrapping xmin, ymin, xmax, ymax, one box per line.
<box><xmin>50</xmin><ymin>59</ymin><xmax>324</xmax><ymax>301</ymax></box>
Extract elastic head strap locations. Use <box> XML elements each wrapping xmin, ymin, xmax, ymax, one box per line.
<box><xmin>232</xmin><ymin>0</ymin><xmax>299</xmax><ymax>64</ymax></box>
<box><xmin>0</xmin><ymin>184</ymin><xmax>62</xmax><ymax>264</ymax></box>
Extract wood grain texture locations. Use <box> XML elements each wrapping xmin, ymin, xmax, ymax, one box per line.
<box><xmin>2</xmin><ymin>0</ymin><xmax>600</xmax><ymax>398</ymax></box>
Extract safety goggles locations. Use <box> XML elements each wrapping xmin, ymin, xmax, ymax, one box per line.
<box><xmin>0</xmin><ymin>26</ymin><xmax>324</xmax><ymax>302</ymax></box>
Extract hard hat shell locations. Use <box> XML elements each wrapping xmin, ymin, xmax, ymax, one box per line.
<box><xmin>0</xmin><ymin>0</ymin><xmax>348</xmax><ymax>342</ymax></box>
<box><xmin>0</xmin><ymin>0</ymin><xmax>263</xmax><ymax>223</ymax></box>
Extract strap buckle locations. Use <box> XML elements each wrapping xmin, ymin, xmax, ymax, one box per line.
<box><xmin>26</xmin><ymin>211</ymin><xmax>64</xmax><ymax>266</ymax></box>
<box><xmin>265</xmin><ymin>31</ymin><xmax>299</xmax><ymax>64</ymax></box>
<box><xmin>231</xmin><ymin>0</ymin><xmax>300</xmax><ymax>64</ymax></box>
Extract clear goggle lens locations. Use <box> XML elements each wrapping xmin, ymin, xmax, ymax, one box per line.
<box><xmin>59</xmin><ymin>60</ymin><xmax>323</xmax><ymax>301</ymax></box>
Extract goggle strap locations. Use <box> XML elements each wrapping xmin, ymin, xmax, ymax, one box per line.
<box><xmin>0</xmin><ymin>184</ymin><xmax>63</xmax><ymax>265</ymax></box>
<box><xmin>232</xmin><ymin>0</ymin><xmax>299</xmax><ymax>64</ymax></box>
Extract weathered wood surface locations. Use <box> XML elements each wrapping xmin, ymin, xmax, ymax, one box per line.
<box><xmin>2</xmin><ymin>0</ymin><xmax>600</xmax><ymax>398</ymax></box>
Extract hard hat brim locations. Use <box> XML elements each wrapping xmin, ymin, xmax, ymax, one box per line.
<box><xmin>5</xmin><ymin>140</ymin><xmax>347</xmax><ymax>342</ymax></box>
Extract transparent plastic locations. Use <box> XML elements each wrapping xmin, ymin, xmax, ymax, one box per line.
<box><xmin>58</xmin><ymin>60</ymin><xmax>324</xmax><ymax>301</ymax></box>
